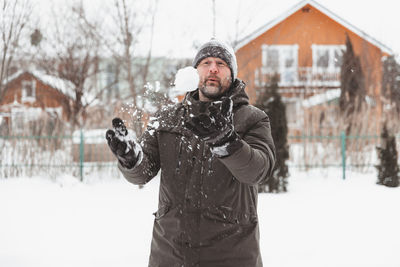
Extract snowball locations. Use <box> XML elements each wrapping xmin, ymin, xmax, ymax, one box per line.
<box><xmin>169</xmin><ymin>66</ymin><xmax>199</xmax><ymax>100</ymax></box>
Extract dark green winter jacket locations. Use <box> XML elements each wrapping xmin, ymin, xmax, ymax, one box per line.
<box><xmin>118</xmin><ymin>79</ymin><xmax>276</xmax><ymax>267</ymax></box>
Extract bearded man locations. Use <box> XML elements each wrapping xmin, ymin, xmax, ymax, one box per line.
<box><xmin>106</xmin><ymin>38</ymin><xmax>276</xmax><ymax>267</ymax></box>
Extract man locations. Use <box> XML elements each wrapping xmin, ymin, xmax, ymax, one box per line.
<box><xmin>106</xmin><ymin>38</ymin><xmax>276</xmax><ymax>267</ymax></box>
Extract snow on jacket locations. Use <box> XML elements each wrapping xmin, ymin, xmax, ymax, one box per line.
<box><xmin>118</xmin><ymin>79</ymin><xmax>276</xmax><ymax>267</ymax></box>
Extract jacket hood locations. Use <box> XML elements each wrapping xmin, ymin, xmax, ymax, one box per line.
<box><xmin>183</xmin><ymin>78</ymin><xmax>249</xmax><ymax>108</ymax></box>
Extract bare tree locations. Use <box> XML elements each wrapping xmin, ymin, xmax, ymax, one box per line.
<box><xmin>0</xmin><ymin>0</ymin><xmax>32</xmax><ymax>98</ymax></box>
<box><xmin>78</xmin><ymin>0</ymin><xmax>160</xmax><ymax>136</ymax></box>
<box><xmin>36</xmin><ymin>2</ymin><xmax>108</xmax><ymax>131</ymax></box>
<box><xmin>227</xmin><ymin>0</ymin><xmax>263</xmax><ymax>49</ymax></box>
<box><xmin>212</xmin><ymin>0</ymin><xmax>216</xmax><ymax>37</ymax></box>
<box><xmin>111</xmin><ymin>0</ymin><xmax>159</xmax><ymax>135</ymax></box>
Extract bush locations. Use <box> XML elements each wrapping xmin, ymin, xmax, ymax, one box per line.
<box><xmin>376</xmin><ymin>124</ymin><xmax>399</xmax><ymax>187</ymax></box>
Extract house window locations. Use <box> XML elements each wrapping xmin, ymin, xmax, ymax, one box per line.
<box><xmin>21</xmin><ymin>80</ymin><xmax>37</xmax><ymax>102</ymax></box>
<box><xmin>312</xmin><ymin>45</ymin><xmax>345</xmax><ymax>73</ymax></box>
<box><xmin>262</xmin><ymin>44</ymin><xmax>299</xmax><ymax>85</ymax></box>
<box><xmin>266</xmin><ymin>49</ymin><xmax>279</xmax><ymax>72</ymax></box>
<box><xmin>316</xmin><ymin>49</ymin><xmax>329</xmax><ymax>68</ymax></box>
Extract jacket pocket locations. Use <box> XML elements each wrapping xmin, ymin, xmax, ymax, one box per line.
<box><xmin>203</xmin><ymin>206</ymin><xmax>258</xmax><ymax>225</ymax></box>
<box><xmin>153</xmin><ymin>204</ymin><xmax>170</xmax><ymax>220</ymax></box>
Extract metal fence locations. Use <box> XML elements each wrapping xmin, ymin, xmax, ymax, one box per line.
<box><xmin>0</xmin><ymin>131</ymin><xmax>399</xmax><ymax>180</ymax></box>
<box><xmin>0</xmin><ymin>130</ymin><xmax>118</xmax><ymax>180</ymax></box>
<box><xmin>287</xmin><ymin>132</ymin><xmax>399</xmax><ymax>179</ymax></box>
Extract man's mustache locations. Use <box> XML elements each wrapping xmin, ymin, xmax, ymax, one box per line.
<box><xmin>205</xmin><ymin>76</ymin><xmax>221</xmax><ymax>83</ymax></box>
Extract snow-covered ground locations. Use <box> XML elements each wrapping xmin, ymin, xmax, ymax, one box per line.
<box><xmin>0</xmin><ymin>168</ymin><xmax>399</xmax><ymax>267</ymax></box>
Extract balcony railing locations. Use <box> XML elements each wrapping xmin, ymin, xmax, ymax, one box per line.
<box><xmin>257</xmin><ymin>67</ymin><xmax>341</xmax><ymax>87</ymax></box>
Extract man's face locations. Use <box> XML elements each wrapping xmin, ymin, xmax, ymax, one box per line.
<box><xmin>197</xmin><ymin>57</ymin><xmax>232</xmax><ymax>101</ymax></box>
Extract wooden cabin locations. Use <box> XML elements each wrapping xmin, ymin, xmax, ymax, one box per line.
<box><xmin>0</xmin><ymin>71</ymin><xmax>72</xmax><ymax>133</ymax></box>
<box><xmin>235</xmin><ymin>0</ymin><xmax>393</xmax><ymax>135</ymax></box>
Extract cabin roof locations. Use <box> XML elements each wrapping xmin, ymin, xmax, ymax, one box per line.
<box><xmin>3</xmin><ymin>70</ymin><xmax>75</xmax><ymax>99</ymax></box>
<box><xmin>235</xmin><ymin>0</ymin><xmax>393</xmax><ymax>55</ymax></box>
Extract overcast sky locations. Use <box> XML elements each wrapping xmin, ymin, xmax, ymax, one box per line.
<box><xmin>33</xmin><ymin>0</ymin><xmax>400</xmax><ymax>59</ymax></box>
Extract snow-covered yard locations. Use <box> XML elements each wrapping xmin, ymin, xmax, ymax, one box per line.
<box><xmin>0</xmin><ymin>168</ymin><xmax>399</xmax><ymax>267</ymax></box>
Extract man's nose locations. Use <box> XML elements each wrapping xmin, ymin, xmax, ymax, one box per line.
<box><xmin>209</xmin><ymin>62</ymin><xmax>218</xmax><ymax>73</ymax></box>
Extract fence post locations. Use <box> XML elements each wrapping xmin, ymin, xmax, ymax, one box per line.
<box><xmin>340</xmin><ymin>131</ymin><xmax>346</xmax><ymax>180</ymax></box>
<box><xmin>79</xmin><ymin>129</ymin><xmax>84</xmax><ymax>181</ymax></box>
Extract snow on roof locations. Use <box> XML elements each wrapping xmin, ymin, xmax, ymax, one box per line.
<box><xmin>30</xmin><ymin>70</ymin><xmax>75</xmax><ymax>99</ymax></box>
<box><xmin>235</xmin><ymin>0</ymin><xmax>393</xmax><ymax>55</ymax></box>
<box><xmin>3</xmin><ymin>70</ymin><xmax>75</xmax><ymax>99</ymax></box>
<box><xmin>32</xmin><ymin>71</ymin><xmax>100</xmax><ymax>106</ymax></box>
<box><xmin>302</xmin><ymin>89</ymin><xmax>341</xmax><ymax>108</ymax></box>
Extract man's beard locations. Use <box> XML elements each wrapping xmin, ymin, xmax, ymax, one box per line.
<box><xmin>199</xmin><ymin>77</ymin><xmax>232</xmax><ymax>100</ymax></box>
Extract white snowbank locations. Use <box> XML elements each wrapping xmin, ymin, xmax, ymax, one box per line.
<box><xmin>0</xmin><ymin>168</ymin><xmax>399</xmax><ymax>267</ymax></box>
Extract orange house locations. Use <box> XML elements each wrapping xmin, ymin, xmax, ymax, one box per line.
<box><xmin>235</xmin><ymin>0</ymin><xmax>393</xmax><ymax>134</ymax></box>
<box><xmin>0</xmin><ymin>71</ymin><xmax>72</xmax><ymax>133</ymax></box>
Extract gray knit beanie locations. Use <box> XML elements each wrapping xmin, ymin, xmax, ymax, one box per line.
<box><xmin>192</xmin><ymin>38</ymin><xmax>238</xmax><ymax>80</ymax></box>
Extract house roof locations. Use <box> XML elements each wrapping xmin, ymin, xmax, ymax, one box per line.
<box><xmin>3</xmin><ymin>70</ymin><xmax>75</xmax><ymax>99</ymax></box>
<box><xmin>235</xmin><ymin>0</ymin><xmax>393</xmax><ymax>55</ymax></box>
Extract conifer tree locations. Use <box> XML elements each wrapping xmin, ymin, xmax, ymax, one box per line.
<box><xmin>376</xmin><ymin>124</ymin><xmax>399</xmax><ymax>187</ymax></box>
<box><xmin>255</xmin><ymin>75</ymin><xmax>289</xmax><ymax>193</ymax></box>
<box><xmin>339</xmin><ymin>35</ymin><xmax>366</xmax><ymax>133</ymax></box>
<box><xmin>382</xmin><ymin>56</ymin><xmax>400</xmax><ymax>113</ymax></box>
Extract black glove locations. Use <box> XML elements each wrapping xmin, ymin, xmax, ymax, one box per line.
<box><xmin>185</xmin><ymin>97</ymin><xmax>242</xmax><ymax>156</ymax></box>
<box><xmin>106</xmin><ymin>118</ymin><xmax>142</xmax><ymax>169</ymax></box>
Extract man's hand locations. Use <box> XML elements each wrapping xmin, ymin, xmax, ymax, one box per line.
<box><xmin>106</xmin><ymin>118</ymin><xmax>142</xmax><ymax>169</ymax></box>
<box><xmin>185</xmin><ymin>97</ymin><xmax>242</xmax><ymax>156</ymax></box>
